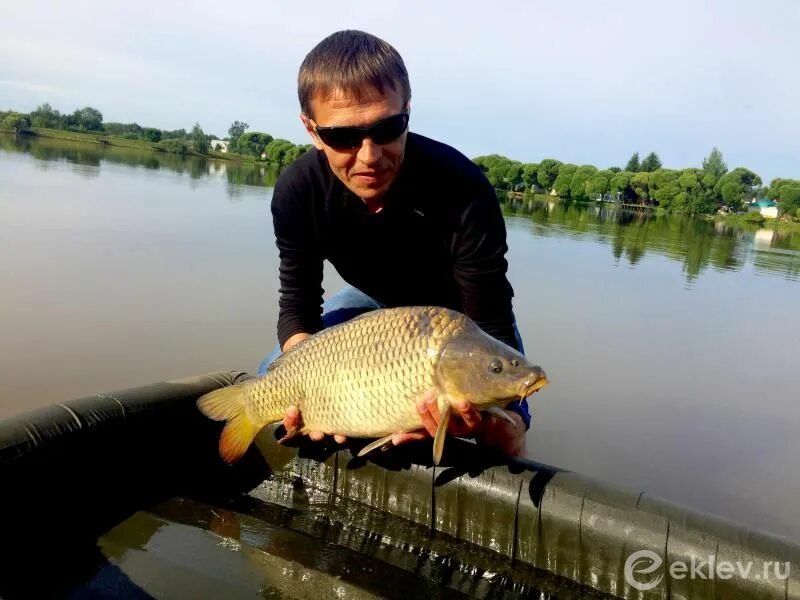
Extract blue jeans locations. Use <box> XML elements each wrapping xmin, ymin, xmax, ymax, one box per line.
<box><xmin>258</xmin><ymin>287</ymin><xmax>532</xmax><ymax>429</ymax></box>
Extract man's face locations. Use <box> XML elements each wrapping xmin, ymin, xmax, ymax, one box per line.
<box><xmin>302</xmin><ymin>86</ymin><xmax>408</xmax><ymax>203</ymax></box>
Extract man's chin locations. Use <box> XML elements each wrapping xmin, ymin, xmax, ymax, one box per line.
<box><xmin>350</xmin><ymin>182</ymin><xmax>390</xmax><ymax>202</ymax></box>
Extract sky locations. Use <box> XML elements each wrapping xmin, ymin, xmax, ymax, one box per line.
<box><xmin>1</xmin><ymin>0</ymin><xmax>798</xmax><ymax>183</ymax></box>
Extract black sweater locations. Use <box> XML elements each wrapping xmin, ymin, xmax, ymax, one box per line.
<box><xmin>271</xmin><ymin>132</ymin><xmax>518</xmax><ymax>351</ymax></box>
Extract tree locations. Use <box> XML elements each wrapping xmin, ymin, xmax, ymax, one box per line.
<box><xmin>650</xmin><ymin>170</ymin><xmax>681</xmax><ymax>210</ymax></box>
<box><xmin>504</xmin><ymin>162</ymin><xmax>524</xmax><ymax>190</ymax></box>
<box><xmin>536</xmin><ymin>159</ymin><xmax>562</xmax><ymax>191</ymax></box>
<box><xmin>714</xmin><ymin>167</ymin><xmax>762</xmax><ymax>211</ymax></box>
<box><xmin>283</xmin><ymin>144</ymin><xmax>312</xmax><ymax>166</ymax></box>
<box><xmin>142</xmin><ymin>127</ymin><xmax>162</xmax><ymax>142</ymax></box>
<box><xmin>702</xmin><ymin>147</ymin><xmax>727</xmax><ymax>180</ymax></box>
<box><xmin>228</xmin><ymin>120</ymin><xmax>249</xmax><ymax>144</ymax></box>
<box><xmin>677</xmin><ymin>170</ymin><xmax>699</xmax><ymax>190</ymax></box>
<box><xmin>674</xmin><ymin>168</ymin><xmax>718</xmax><ymax>214</ymax></box>
<box><xmin>778</xmin><ymin>186</ymin><xmax>800</xmax><ymax>216</ymax></box>
<box><xmin>625</xmin><ymin>152</ymin><xmax>640</xmax><ymax>173</ymax></box>
<box><xmin>162</xmin><ymin>128</ymin><xmax>188</xmax><ymax>140</ymax></box>
<box><xmin>104</xmin><ymin>122</ymin><xmax>143</xmax><ymax>137</ymax></box>
<box><xmin>767</xmin><ymin>178</ymin><xmax>800</xmax><ymax>201</ymax></box>
<box><xmin>630</xmin><ymin>172</ymin><xmax>651</xmax><ymax>203</ymax></box>
<box><xmin>2</xmin><ymin>112</ymin><xmax>31</xmax><ymax>134</ymax></box>
<box><xmin>157</xmin><ymin>139</ymin><xmax>188</xmax><ymax>154</ymax></box>
<box><xmin>191</xmin><ymin>122</ymin><xmax>209</xmax><ymax>154</ymax></box>
<box><xmin>237</xmin><ymin>132</ymin><xmax>274</xmax><ymax>157</ymax></box>
<box><xmin>586</xmin><ymin>171</ymin><xmax>612</xmax><ymax>197</ymax></box>
<box><xmin>264</xmin><ymin>138</ymin><xmax>296</xmax><ymax>164</ymax></box>
<box><xmin>610</xmin><ymin>171</ymin><xmax>634</xmax><ymax>200</ymax></box>
<box><xmin>521</xmin><ymin>163</ymin><xmax>539</xmax><ymax>190</ymax></box>
<box><xmin>72</xmin><ymin>106</ymin><xmax>104</xmax><ymax>131</ymax></box>
<box><xmin>553</xmin><ymin>164</ymin><xmax>577</xmax><ymax>197</ymax></box>
<box><xmin>640</xmin><ymin>152</ymin><xmax>662</xmax><ymax>172</ymax></box>
<box><xmin>569</xmin><ymin>165</ymin><xmax>597</xmax><ymax>200</ymax></box>
<box><xmin>472</xmin><ymin>155</ymin><xmax>527</xmax><ymax>190</ymax></box>
<box><xmin>30</xmin><ymin>103</ymin><xmax>62</xmax><ymax>128</ymax></box>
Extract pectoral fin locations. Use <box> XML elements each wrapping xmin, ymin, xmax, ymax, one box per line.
<box><xmin>485</xmin><ymin>406</ymin><xmax>516</xmax><ymax>425</ymax></box>
<box><xmin>433</xmin><ymin>405</ymin><xmax>452</xmax><ymax>465</ymax></box>
<box><xmin>357</xmin><ymin>434</ymin><xmax>395</xmax><ymax>458</ymax></box>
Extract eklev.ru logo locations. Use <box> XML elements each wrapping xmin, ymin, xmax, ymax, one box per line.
<box><xmin>624</xmin><ymin>549</ymin><xmax>791</xmax><ymax>592</ymax></box>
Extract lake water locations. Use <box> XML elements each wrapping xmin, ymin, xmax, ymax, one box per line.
<box><xmin>1</xmin><ymin>134</ymin><xmax>799</xmax><ymax>543</ymax></box>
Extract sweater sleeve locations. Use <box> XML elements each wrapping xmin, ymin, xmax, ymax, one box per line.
<box><xmin>452</xmin><ymin>191</ymin><xmax>519</xmax><ymax>352</ymax></box>
<box><xmin>453</xmin><ymin>191</ymin><xmax>532</xmax><ymax>429</ymax></box>
<box><xmin>271</xmin><ymin>176</ymin><xmax>324</xmax><ymax>348</ymax></box>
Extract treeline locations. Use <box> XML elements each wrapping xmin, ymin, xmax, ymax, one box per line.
<box><xmin>0</xmin><ymin>104</ymin><xmax>311</xmax><ymax>167</ymax></box>
<box><xmin>473</xmin><ymin>149</ymin><xmax>800</xmax><ymax>219</ymax></box>
<box><xmin>501</xmin><ymin>195</ymin><xmax>800</xmax><ymax>281</ymax></box>
<box><xmin>224</xmin><ymin>121</ymin><xmax>312</xmax><ymax>164</ymax></box>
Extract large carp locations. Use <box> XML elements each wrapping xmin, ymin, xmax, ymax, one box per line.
<box><xmin>198</xmin><ymin>306</ymin><xmax>548</xmax><ymax>465</ymax></box>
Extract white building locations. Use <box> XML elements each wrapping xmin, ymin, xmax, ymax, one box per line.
<box><xmin>210</xmin><ymin>139</ymin><xmax>229</xmax><ymax>153</ymax></box>
<box><xmin>752</xmin><ymin>199</ymin><xmax>778</xmax><ymax>219</ymax></box>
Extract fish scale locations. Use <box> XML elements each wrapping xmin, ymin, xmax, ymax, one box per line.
<box><xmin>250</xmin><ymin>306</ymin><xmax>455</xmax><ymax>437</ymax></box>
<box><xmin>198</xmin><ymin>305</ymin><xmax>548</xmax><ymax>465</ymax></box>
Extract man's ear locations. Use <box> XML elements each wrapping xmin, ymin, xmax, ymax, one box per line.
<box><xmin>300</xmin><ymin>113</ymin><xmax>324</xmax><ymax>151</ymax></box>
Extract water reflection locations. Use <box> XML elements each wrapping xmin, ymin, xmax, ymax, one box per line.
<box><xmin>5</xmin><ymin>133</ymin><xmax>798</xmax><ymax>285</ymax></box>
<box><xmin>500</xmin><ymin>191</ymin><xmax>800</xmax><ymax>284</ymax></box>
<box><xmin>2</xmin><ymin>133</ymin><xmax>800</xmax><ymax>542</ymax></box>
<box><xmin>0</xmin><ymin>133</ymin><xmax>280</xmax><ymax>197</ymax></box>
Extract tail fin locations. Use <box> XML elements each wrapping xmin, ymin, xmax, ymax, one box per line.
<box><xmin>197</xmin><ymin>385</ymin><xmax>260</xmax><ymax>464</ymax></box>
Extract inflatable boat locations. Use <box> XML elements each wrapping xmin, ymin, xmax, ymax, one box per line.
<box><xmin>1</xmin><ymin>372</ymin><xmax>797</xmax><ymax>599</ymax></box>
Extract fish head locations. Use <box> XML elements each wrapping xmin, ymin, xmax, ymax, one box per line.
<box><xmin>435</xmin><ymin>328</ymin><xmax>548</xmax><ymax>409</ymax></box>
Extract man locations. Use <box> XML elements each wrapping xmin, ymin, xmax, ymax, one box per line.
<box><xmin>260</xmin><ymin>30</ymin><xmax>530</xmax><ymax>457</ymax></box>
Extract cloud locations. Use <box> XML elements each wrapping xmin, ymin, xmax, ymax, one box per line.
<box><xmin>0</xmin><ymin>79</ymin><xmax>67</xmax><ymax>96</ymax></box>
<box><xmin>0</xmin><ymin>0</ymin><xmax>797</xmax><ymax>181</ymax></box>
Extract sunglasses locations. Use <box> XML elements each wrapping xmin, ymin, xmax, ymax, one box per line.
<box><xmin>312</xmin><ymin>112</ymin><xmax>409</xmax><ymax>150</ymax></box>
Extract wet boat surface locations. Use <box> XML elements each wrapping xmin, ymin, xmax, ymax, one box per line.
<box><xmin>1</xmin><ymin>372</ymin><xmax>797</xmax><ymax>599</ymax></box>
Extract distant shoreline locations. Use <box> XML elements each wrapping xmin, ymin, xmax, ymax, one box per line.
<box><xmin>501</xmin><ymin>190</ymin><xmax>800</xmax><ymax>232</ymax></box>
<box><xmin>0</xmin><ymin>127</ymin><xmax>255</xmax><ymax>164</ymax></box>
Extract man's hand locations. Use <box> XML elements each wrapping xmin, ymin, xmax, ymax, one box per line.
<box><xmin>476</xmin><ymin>408</ymin><xmax>526</xmax><ymax>457</ymax></box>
<box><xmin>282</xmin><ymin>332</ymin><xmax>312</xmax><ymax>352</ymax></box>
<box><xmin>390</xmin><ymin>391</ymin><xmax>482</xmax><ymax>446</ymax></box>
<box><xmin>282</xmin><ymin>404</ymin><xmax>347</xmax><ymax>444</ymax></box>
<box><xmin>392</xmin><ymin>391</ymin><xmax>526</xmax><ymax>457</ymax></box>
<box><xmin>281</xmin><ymin>391</ymin><xmax>526</xmax><ymax>458</ymax></box>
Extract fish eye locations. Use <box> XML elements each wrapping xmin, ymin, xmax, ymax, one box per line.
<box><xmin>489</xmin><ymin>359</ymin><xmax>503</xmax><ymax>374</ymax></box>
<box><xmin>510</xmin><ymin>358</ymin><xmax>520</xmax><ymax>367</ymax></box>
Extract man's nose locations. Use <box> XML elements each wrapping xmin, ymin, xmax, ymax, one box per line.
<box><xmin>357</xmin><ymin>138</ymin><xmax>382</xmax><ymax>165</ymax></box>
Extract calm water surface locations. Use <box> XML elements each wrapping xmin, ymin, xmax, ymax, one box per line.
<box><xmin>1</xmin><ymin>134</ymin><xmax>799</xmax><ymax>542</ymax></box>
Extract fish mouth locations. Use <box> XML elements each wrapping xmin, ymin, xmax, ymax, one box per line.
<box><xmin>519</xmin><ymin>367</ymin><xmax>549</xmax><ymax>398</ymax></box>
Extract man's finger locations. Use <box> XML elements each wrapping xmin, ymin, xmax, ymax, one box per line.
<box><xmin>283</xmin><ymin>404</ymin><xmax>301</xmax><ymax>429</ymax></box>
<box><xmin>308</xmin><ymin>431</ymin><xmax>325</xmax><ymax>442</ymax></box>
<box><xmin>333</xmin><ymin>434</ymin><xmax>347</xmax><ymax>444</ymax></box>
<box><xmin>392</xmin><ymin>430</ymin><xmax>429</xmax><ymax>446</ymax></box>
<box><xmin>454</xmin><ymin>400</ymin><xmax>482</xmax><ymax>431</ymax></box>
<box><xmin>417</xmin><ymin>398</ymin><xmax>438</xmax><ymax>437</ymax></box>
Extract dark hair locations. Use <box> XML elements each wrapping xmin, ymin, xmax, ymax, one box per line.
<box><xmin>298</xmin><ymin>30</ymin><xmax>411</xmax><ymax>118</ymax></box>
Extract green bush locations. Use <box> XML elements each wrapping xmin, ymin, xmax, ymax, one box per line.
<box><xmin>156</xmin><ymin>139</ymin><xmax>188</xmax><ymax>155</ymax></box>
<box><xmin>743</xmin><ymin>211</ymin><xmax>765</xmax><ymax>224</ymax></box>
